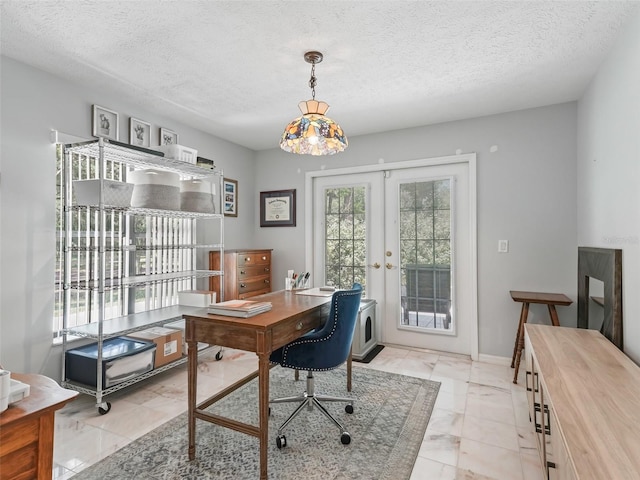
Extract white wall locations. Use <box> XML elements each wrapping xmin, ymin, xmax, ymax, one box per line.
<box><xmin>0</xmin><ymin>56</ymin><xmax>257</xmax><ymax>376</ymax></box>
<box><xmin>255</xmin><ymin>103</ymin><xmax>578</xmax><ymax>357</ymax></box>
<box><xmin>577</xmin><ymin>8</ymin><xmax>640</xmax><ymax>362</ymax></box>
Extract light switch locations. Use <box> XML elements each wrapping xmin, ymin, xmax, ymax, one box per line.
<box><xmin>498</xmin><ymin>240</ymin><xmax>509</xmax><ymax>253</ymax></box>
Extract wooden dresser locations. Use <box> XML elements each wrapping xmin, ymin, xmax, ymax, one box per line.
<box><xmin>209</xmin><ymin>249</ymin><xmax>272</xmax><ymax>301</ymax></box>
<box><xmin>0</xmin><ymin>373</ymin><xmax>78</xmax><ymax>480</ymax></box>
<box><xmin>524</xmin><ymin>324</ymin><xmax>640</xmax><ymax>480</ymax></box>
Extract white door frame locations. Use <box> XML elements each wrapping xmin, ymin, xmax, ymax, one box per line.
<box><xmin>305</xmin><ymin>154</ymin><xmax>478</xmax><ymax>361</ymax></box>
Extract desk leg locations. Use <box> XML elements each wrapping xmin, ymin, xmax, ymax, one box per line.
<box><xmin>258</xmin><ymin>351</ymin><xmax>270</xmax><ymax>480</ymax></box>
<box><xmin>512</xmin><ymin>302</ymin><xmax>529</xmax><ymax>384</ymax></box>
<box><xmin>187</xmin><ymin>340</ymin><xmax>197</xmax><ymax>461</ymax></box>
<box><xmin>511</xmin><ymin>303</ymin><xmax>528</xmax><ymax>368</ymax></box>
<box><xmin>547</xmin><ymin>305</ymin><xmax>561</xmax><ymax>327</ymax></box>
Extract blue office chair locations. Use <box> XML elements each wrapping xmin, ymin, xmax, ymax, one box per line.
<box><xmin>269</xmin><ymin>283</ymin><xmax>363</xmax><ymax>448</ymax></box>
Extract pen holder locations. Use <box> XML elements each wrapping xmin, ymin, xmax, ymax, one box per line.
<box><xmin>285</xmin><ymin>278</ymin><xmax>294</xmax><ymax>291</ymax></box>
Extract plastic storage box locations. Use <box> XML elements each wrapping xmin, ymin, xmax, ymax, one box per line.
<box><xmin>65</xmin><ymin>337</ymin><xmax>156</xmax><ymax>388</ymax></box>
<box><xmin>153</xmin><ymin>144</ymin><xmax>198</xmax><ymax>164</ymax></box>
<box><xmin>73</xmin><ymin>179</ymin><xmax>134</xmax><ymax>207</ymax></box>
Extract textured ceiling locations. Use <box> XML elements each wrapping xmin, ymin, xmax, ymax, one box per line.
<box><xmin>1</xmin><ymin>1</ymin><xmax>638</xmax><ymax>151</ymax></box>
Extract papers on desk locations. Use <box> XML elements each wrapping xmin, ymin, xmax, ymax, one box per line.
<box><xmin>207</xmin><ymin>300</ymin><xmax>272</xmax><ymax>318</ymax></box>
<box><xmin>294</xmin><ymin>287</ymin><xmax>336</xmax><ymax>297</ymax></box>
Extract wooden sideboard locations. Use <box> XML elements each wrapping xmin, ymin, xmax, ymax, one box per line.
<box><xmin>524</xmin><ymin>324</ymin><xmax>640</xmax><ymax>479</ymax></box>
<box><xmin>209</xmin><ymin>249</ymin><xmax>272</xmax><ymax>301</ymax></box>
<box><xmin>0</xmin><ymin>373</ymin><xmax>78</xmax><ymax>480</ymax></box>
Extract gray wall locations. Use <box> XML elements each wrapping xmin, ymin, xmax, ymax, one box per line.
<box><xmin>254</xmin><ymin>103</ymin><xmax>578</xmax><ymax>358</ymax></box>
<box><xmin>0</xmin><ymin>56</ymin><xmax>257</xmax><ymax>376</ymax></box>
<box><xmin>5</xmin><ymin>12</ymin><xmax>636</xmax><ymax>376</ymax></box>
<box><xmin>577</xmin><ymin>8</ymin><xmax>640</xmax><ymax>363</ymax></box>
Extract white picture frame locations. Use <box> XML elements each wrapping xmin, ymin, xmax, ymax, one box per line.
<box><xmin>129</xmin><ymin>117</ymin><xmax>151</xmax><ymax>148</ymax></box>
<box><xmin>92</xmin><ymin>105</ymin><xmax>119</xmax><ymax>141</ymax></box>
<box><xmin>159</xmin><ymin>127</ymin><xmax>178</xmax><ymax>145</ymax></box>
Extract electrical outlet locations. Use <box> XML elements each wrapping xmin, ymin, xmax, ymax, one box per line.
<box><xmin>498</xmin><ymin>240</ymin><xmax>509</xmax><ymax>253</ymax></box>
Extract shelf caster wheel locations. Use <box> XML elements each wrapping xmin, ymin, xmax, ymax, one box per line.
<box><xmin>341</xmin><ymin>432</ymin><xmax>351</xmax><ymax>445</ymax></box>
<box><xmin>98</xmin><ymin>402</ymin><xmax>111</xmax><ymax>415</ymax></box>
<box><xmin>276</xmin><ymin>434</ymin><xmax>287</xmax><ymax>449</ymax></box>
<box><xmin>345</xmin><ymin>404</ymin><xmax>354</xmax><ymax>414</ymax></box>
<box><xmin>215</xmin><ymin>350</ymin><xmax>223</xmax><ymax>361</ymax></box>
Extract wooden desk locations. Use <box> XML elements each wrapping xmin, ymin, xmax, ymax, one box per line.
<box><xmin>184</xmin><ymin>290</ymin><xmax>332</xmax><ymax>480</ymax></box>
<box><xmin>0</xmin><ymin>373</ymin><xmax>78</xmax><ymax>480</ymax></box>
<box><xmin>510</xmin><ymin>290</ymin><xmax>572</xmax><ymax>384</ymax></box>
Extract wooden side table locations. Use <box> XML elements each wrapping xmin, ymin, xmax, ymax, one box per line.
<box><xmin>0</xmin><ymin>373</ymin><xmax>78</xmax><ymax>480</ymax></box>
<box><xmin>510</xmin><ymin>290</ymin><xmax>572</xmax><ymax>384</ymax></box>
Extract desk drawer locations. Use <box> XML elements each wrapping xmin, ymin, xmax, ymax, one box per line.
<box><xmin>238</xmin><ymin>265</ymin><xmax>270</xmax><ymax>280</ymax></box>
<box><xmin>237</xmin><ymin>251</ymin><xmax>271</xmax><ymax>267</ymax></box>
<box><xmin>271</xmin><ymin>304</ymin><xmax>330</xmax><ymax>349</ymax></box>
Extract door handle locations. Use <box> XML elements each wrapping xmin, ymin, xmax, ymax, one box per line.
<box><xmin>369</xmin><ymin>262</ymin><xmax>381</xmax><ymax>269</ymax></box>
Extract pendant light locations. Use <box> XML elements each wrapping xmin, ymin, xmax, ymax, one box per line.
<box><xmin>280</xmin><ymin>51</ymin><xmax>348</xmax><ymax>155</ymax></box>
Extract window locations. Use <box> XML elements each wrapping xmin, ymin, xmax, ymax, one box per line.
<box><xmin>399</xmin><ymin>179</ymin><xmax>452</xmax><ymax>330</ymax></box>
<box><xmin>324</xmin><ymin>186</ymin><xmax>366</xmax><ymax>291</ymax></box>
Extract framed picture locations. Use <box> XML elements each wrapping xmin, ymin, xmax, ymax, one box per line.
<box><xmin>260</xmin><ymin>189</ymin><xmax>296</xmax><ymax>227</ymax></box>
<box><xmin>129</xmin><ymin>117</ymin><xmax>151</xmax><ymax>148</ymax></box>
<box><xmin>223</xmin><ymin>178</ymin><xmax>238</xmax><ymax>217</ymax></box>
<box><xmin>159</xmin><ymin>127</ymin><xmax>178</xmax><ymax>145</ymax></box>
<box><xmin>92</xmin><ymin>105</ymin><xmax>119</xmax><ymax>141</ymax></box>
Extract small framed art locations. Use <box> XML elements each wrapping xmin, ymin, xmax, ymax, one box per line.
<box><xmin>92</xmin><ymin>105</ymin><xmax>119</xmax><ymax>141</ymax></box>
<box><xmin>223</xmin><ymin>178</ymin><xmax>238</xmax><ymax>217</ymax></box>
<box><xmin>129</xmin><ymin>118</ymin><xmax>151</xmax><ymax>148</ymax></box>
<box><xmin>160</xmin><ymin>128</ymin><xmax>178</xmax><ymax>145</ymax></box>
<box><xmin>260</xmin><ymin>189</ymin><xmax>296</xmax><ymax>227</ymax></box>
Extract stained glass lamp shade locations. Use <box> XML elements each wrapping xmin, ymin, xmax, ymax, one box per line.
<box><xmin>280</xmin><ymin>99</ymin><xmax>348</xmax><ymax>156</ymax></box>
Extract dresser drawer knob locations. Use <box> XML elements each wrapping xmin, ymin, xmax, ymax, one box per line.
<box><xmin>240</xmin><ymin>283</ymin><xmax>246</xmax><ymax>288</ymax></box>
<box><xmin>240</xmin><ymin>270</ymin><xmax>246</xmax><ymax>275</ymax></box>
<box><xmin>265</xmin><ymin>267</ymin><xmax>270</xmax><ymax>272</ymax></box>
<box><xmin>262</xmin><ymin>256</ymin><xmax>267</xmax><ymax>260</ymax></box>
<box><xmin>244</xmin><ymin>257</ymin><xmax>251</xmax><ymax>262</ymax></box>
<box><xmin>265</xmin><ymin>280</ymin><xmax>270</xmax><ymax>284</ymax></box>
<box><xmin>296</xmin><ymin>322</ymin><xmax>304</xmax><ymax>330</ymax></box>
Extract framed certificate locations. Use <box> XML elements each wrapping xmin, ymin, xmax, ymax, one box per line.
<box><xmin>260</xmin><ymin>189</ymin><xmax>296</xmax><ymax>227</ymax></box>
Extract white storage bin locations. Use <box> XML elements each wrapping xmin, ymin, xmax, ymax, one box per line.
<box><xmin>154</xmin><ymin>144</ymin><xmax>198</xmax><ymax>164</ymax></box>
<box><xmin>129</xmin><ymin>169</ymin><xmax>180</xmax><ymax>210</ymax></box>
<box><xmin>73</xmin><ymin>179</ymin><xmax>134</xmax><ymax>207</ymax></box>
<box><xmin>180</xmin><ymin>178</ymin><xmax>216</xmax><ymax>213</ymax></box>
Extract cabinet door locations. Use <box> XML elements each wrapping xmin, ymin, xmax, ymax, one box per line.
<box><xmin>524</xmin><ymin>333</ymin><xmax>535</xmax><ymax>422</ymax></box>
<box><xmin>546</xmin><ymin>406</ymin><xmax>576</xmax><ymax>480</ymax></box>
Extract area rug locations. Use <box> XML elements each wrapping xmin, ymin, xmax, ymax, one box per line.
<box><xmin>73</xmin><ymin>366</ymin><xmax>440</xmax><ymax>480</ymax></box>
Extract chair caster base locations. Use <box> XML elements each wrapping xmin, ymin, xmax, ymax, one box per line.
<box><xmin>276</xmin><ymin>434</ymin><xmax>287</xmax><ymax>449</ymax></box>
<box><xmin>341</xmin><ymin>432</ymin><xmax>351</xmax><ymax>445</ymax></box>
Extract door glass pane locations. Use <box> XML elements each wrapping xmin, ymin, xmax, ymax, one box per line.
<box><xmin>400</xmin><ymin>179</ymin><xmax>452</xmax><ymax>331</ymax></box>
<box><xmin>324</xmin><ymin>186</ymin><xmax>367</xmax><ymax>291</ymax></box>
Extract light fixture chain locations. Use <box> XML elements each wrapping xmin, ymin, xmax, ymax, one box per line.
<box><xmin>309</xmin><ymin>63</ymin><xmax>317</xmax><ymax>100</ymax></box>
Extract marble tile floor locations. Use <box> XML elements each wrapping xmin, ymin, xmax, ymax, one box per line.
<box><xmin>52</xmin><ymin>345</ymin><xmax>543</xmax><ymax>480</ymax></box>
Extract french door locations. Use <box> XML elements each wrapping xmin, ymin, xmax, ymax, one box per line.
<box><xmin>307</xmin><ymin>155</ymin><xmax>477</xmax><ymax>357</ymax></box>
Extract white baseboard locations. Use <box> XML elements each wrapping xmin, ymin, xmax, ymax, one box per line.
<box><xmin>478</xmin><ymin>353</ymin><xmax>512</xmax><ymax>366</ymax></box>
